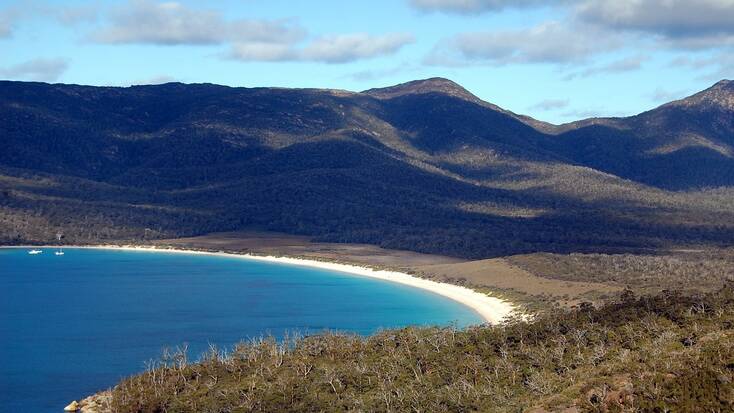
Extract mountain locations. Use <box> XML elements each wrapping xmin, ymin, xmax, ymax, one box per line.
<box><xmin>543</xmin><ymin>80</ymin><xmax>734</xmax><ymax>189</ymax></box>
<box><xmin>1</xmin><ymin>78</ymin><xmax>733</xmax><ymax>257</ymax></box>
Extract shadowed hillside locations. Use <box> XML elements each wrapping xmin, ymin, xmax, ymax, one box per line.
<box><xmin>2</xmin><ymin>78</ymin><xmax>733</xmax><ymax>257</ymax></box>
<box><xmin>544</xmin><ymin>80</ymin><xmax>734</xmax><ymax>189</ymax></box>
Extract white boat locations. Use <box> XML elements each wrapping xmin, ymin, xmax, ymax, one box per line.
<box><xmin>28</xmin><ymin>249</ymin><xmax>43</xmax><ymax>255</ymax></box>
<box><xmin>55</xmin><ymin>250</ymin><xmax>65</xmax><ymax>256</ymax></box>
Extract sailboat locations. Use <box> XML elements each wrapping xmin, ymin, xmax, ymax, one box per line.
<box><xmin>55</xmin><ymin>247</ymin><xmax>65</xmax><ymax>256</ymax></box>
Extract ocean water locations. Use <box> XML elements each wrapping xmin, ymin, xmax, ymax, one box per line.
<box><xmin>0</xmin><ymin>247</ymin><xmax>481</xmax><ymax>412</ymax></box>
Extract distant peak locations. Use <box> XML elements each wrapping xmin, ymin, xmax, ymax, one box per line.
<box><xmin>712</xmin><ymin>79</ymin><xmax>732</xmax><ymax>90</ymax></box>
<box><xmin>362</xmin><ymin>77</ymin><xmax>479</xmax><ymax>102</ymax></box>
<box><xmin>362</xmin><ymin>77</ymin><xmax>557</xmax><ymax>131</ymax></box>
<box><xmin>402</xmin><ymin>77</ymin><xmax>465</xmax><ymax>90</ymax></box>
<box><xmin>668</xmin><ymin>79</ymin><xmax>734</xmax><ymax>110</ymax></box>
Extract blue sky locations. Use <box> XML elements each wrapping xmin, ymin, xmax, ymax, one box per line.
<box><xmin>1</xmin><ymin>0</ymin><xmax>733</xmax><ymax>123</ymax></box>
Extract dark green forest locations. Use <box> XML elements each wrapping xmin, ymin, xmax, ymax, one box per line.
<box><xmin>2</xmin><ymin>78</ymin><xmax>734</xmax><ymax>258</ymax></box>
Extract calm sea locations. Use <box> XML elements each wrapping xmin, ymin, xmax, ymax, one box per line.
<box><xmin>0</xmin><ymin>247</ymin><xmax>480</xmax><ymax>412</ymax></box>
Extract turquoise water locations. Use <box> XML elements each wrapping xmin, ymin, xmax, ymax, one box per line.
<box><xmin>0</xmin><ymin>247</ymin><xmax>481</xmax><ymax>412</ymax></box>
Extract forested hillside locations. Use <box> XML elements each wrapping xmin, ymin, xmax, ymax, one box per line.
<box><xmin>2</xmin><ymin>78</ymin><xmax>733</xmax><ymax>257</ymax></box>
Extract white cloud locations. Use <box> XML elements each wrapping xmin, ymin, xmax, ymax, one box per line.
<box><xmin>0</xmin><ymin>7</ymin><xmax>21</xmax><ymax>38</ymax></box>
<box><xmin>90</xmin><ymin>0</ymin><xmax>304</xmax><ymax>45</ymax></box>
<box><xmin>424</xmin><ymin>0</ymin><xmax>734</xmax><ymax>74</ymax></box>
<box><xmin>563</xmin><ymin>54</ymin><xmax>647</xmax><ymax>79</ymax></box>
<box><xmin>576</xmin><ymin>0</ymin><xmax>734</xmax><ymax>48</ymax></box>
<box><xmin>301</xmin><ymin>33</ymin><xmax>415</xmax><ymax>63</ymax></box>
<box><xmin>229</xmin><ymin>42</ymin><xmax>296</xmax><ymax>62</ymax></box>
<box><xmin>671</xmin><ymin>52</ymin><xmax>734</xmax><ymax>81</ymax></box>
<box><xmin>577</xmin><ymin>0</ymin><xmax>734</xmax><ymax>36</ymax></box>
<box><xmin>89</xmin><ymin>1</ymin><xmax>412</xmax><ymax>64</ymax></box>
<box><xmin>529</xmin><ymin>98</ymin><xmax>570</xmax><ymax>111</ymax></box>
<box><xmin>52</xmin><ymin>4</ymin><xmax>99</xmax><ymax>26</ymax></box>
<box><xmin>0</xmin><ymin>21</ymin><xmax>10</xmax><ymax>38</ymax></box>
<box><xmin>0</xmin><ymin>58</ymin><xmax>68</xmax><ymax>82</ymax></box>
<box><xmin>409</xmin><ymin>0</ymin><xmax>561</xmax><ymax>14</ymax></box>
<box><xmin>0</xmin><ymin>3</ymin><xmax>98</xmax><ymax>38</ymax></box>
<box><xmin>228</xmin><ymin>33</ymin><xmax>415</xmax><ymax>64</ymax></box>
<box><xmin>427</xmin><ymin>21</ymin><xmax>620</xmax><ymax>65</ymax></box>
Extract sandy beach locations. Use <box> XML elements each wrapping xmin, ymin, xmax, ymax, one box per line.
<box><xmin>4</xmin><ymin>244</ymin><xmax>515</xmax><ymax>324</ymax></box>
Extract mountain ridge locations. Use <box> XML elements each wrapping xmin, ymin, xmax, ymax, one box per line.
<box><xmin>6</xmin><ymin>76</ymin><xmax>730</xmax><ymax>125</ymax></box>
<box><xmin>2</xmin><ymin>78</ymin><xmax>733</xmax><ymax>256</ymax></box>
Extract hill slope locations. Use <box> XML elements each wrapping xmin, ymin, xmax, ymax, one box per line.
<box><xmin>545</xmin><ymin>80</ymin><xmax>734</xmax><ymax>189</ymax></box>
<box><xmin>1</xmin><ymin>78</ymin><xmax>733</xmax><ymax>257</ymax></box>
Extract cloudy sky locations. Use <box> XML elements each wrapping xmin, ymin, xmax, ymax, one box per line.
<box><xmin>1</xmin><ymin>0</ymin><xmax>732</xmax><ymax>123</ymax></box>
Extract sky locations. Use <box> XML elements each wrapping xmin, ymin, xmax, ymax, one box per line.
<box><xmin>0</xmin><ymin>0</ymin><xmax>733</xmax><ymax>123</ymax></box>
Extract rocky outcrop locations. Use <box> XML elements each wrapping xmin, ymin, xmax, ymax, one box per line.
<box><xmin>63</xmin><ymin>401</ymin><xmax>79</xmax><ymax>411</ymax></box>
<box><xmin>64</xmin><ymin>392</ymin><xmax>111</xmax><ymax>413</ymax></box>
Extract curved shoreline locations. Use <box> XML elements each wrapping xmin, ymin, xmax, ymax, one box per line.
<box><xmin>2</xmin><ymin>245</ymin><xmax>515</xmax><ymax>324</ymax></box>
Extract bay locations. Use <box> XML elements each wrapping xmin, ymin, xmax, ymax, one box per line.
<box><xmin>0</xmin><ymin>247</ymin><xmax>480</xmax><ymax>412</ymax></box>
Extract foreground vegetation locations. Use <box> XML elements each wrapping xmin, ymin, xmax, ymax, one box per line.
<box><xmin>508</xmin><ymin>250</ymin><xmax>734</xmax><ymax>297</ymax></box>
<box><xmin>107</xmin><ymin>284</ymin><xmax>734</xmax><ymax>412</ymax></box>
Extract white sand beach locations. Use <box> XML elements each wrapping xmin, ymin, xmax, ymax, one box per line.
<box><xmin>5</xmin><ymin>245</ymin><xmax>516</xmax><ymax>324</ymax></box>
